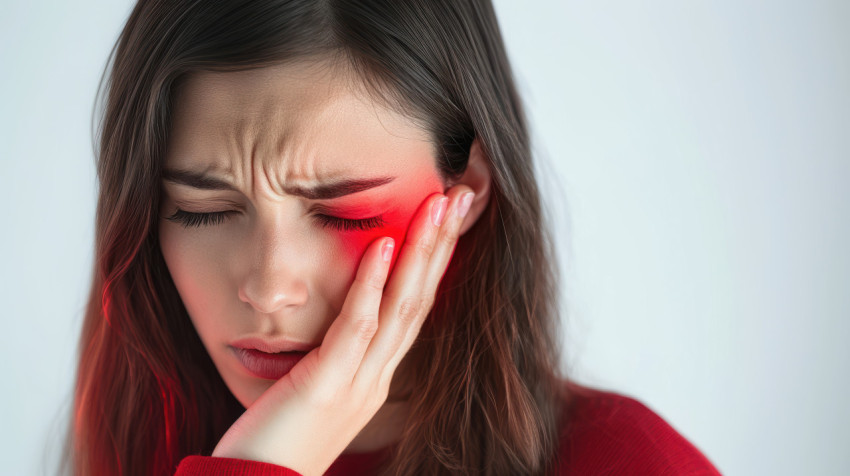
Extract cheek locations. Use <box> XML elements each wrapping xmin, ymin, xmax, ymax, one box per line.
<box><xmin>157</xmin><ymin>221</ymin><xmax>232</xmax><ymax>344</ymax></box>
<box><xmin>312</xmin><ymin>230</ymin><xmax>393</xmax><ymax>321</ymax></box>
<box><xmin>333</xmin><ymin>222</ymin><xmax>406</xmax><ymax>263</ymax></box>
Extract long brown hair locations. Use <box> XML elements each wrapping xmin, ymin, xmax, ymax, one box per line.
<box><xmin>62</xmin><ymin>0</ymin><xmax>569</xmax><ymax>474</ymax></box>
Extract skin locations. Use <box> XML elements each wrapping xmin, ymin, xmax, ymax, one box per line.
<box><xmin>158</xmin><ymin>58</ymin><xmax>491</xmax><ymax>472</ymax></box>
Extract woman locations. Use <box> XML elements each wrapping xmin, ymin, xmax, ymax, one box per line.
<box><xmin>63</xmin><ymin>0</ymin><xmax>721</xmax><ymax>475</ymax></box>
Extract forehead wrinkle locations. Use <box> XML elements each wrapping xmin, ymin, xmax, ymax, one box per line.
<box><xmin>225</xmin><ymin>112</ymin><xmax>256</xmax><ymax>191</ymax></box>
<box><xmin>247</xmin><ymin>99</ymin><xmax>290</xmax><ymax>198</ymax></box>
<box><xmin>257</xmin><ymin>108</ymin><xmax>329</xmax><ymax>198</ymax></box>
<box><xmin>171</xmin><ymin>61</ymin><xmax>434</xmax><ymax>199</ymax></box>
<box><xmin>215</xmin><ymin>94</ymin><xmax>326</xmax><ymax>200</ymax></box>
<box><xmin>255</xmin><ymin>86</ymin><xmax>377</xmax><ymax>198</ymax></box>
<box><xmin>183</xmin><ymin>65</ymin><xmax>331</xmax><ymax>190</ymax></box>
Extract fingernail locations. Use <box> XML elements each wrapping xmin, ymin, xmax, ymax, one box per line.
<box><xmin>382</xmin><ymin>238</ymin><xmax>394</xmax><ymax>262</ymax></box>
<box><xmin>432</xmin><ymin>196</ymin><xmax>448</xmax><ymax>226</ymax></box>
<box><xmin>457</xmin><ymin>192</ymin><xmax>474</xmax><ymax>218</ymax></box>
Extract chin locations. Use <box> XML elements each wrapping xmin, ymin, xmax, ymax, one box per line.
<box><xmin>223</xmin><ymin>368</ymin><xmax>276</xmax><ymax>409</ymax></box>
<box><xmin>211</xmin><ymin>349</ymin><xmax>273</xmax><ymax>409</ymax></box>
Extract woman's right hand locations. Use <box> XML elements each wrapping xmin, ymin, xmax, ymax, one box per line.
<box><xmin>211</xmin><ymin>186</ymin><xmax>476</xmax><ymax>476</ymax></box>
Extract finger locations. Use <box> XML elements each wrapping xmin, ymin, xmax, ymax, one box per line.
<box><xmin>353</xmin><ymin>192</ymin><xmax>447</xmax><ymax>385</ymax></box>
<box><xmin>384</xmin><ymin>188</ymin><xmax>473</xmax><ymax>373</ymax></box>
<box><xmin>314</xmin><ymin>235</ymin><xmax>394</xmax><ymax>391</ymax></box>
<box><xmin>420</xmin><ymin>190</ymin><xmax>473</xmax><ymax>304</ymax></box>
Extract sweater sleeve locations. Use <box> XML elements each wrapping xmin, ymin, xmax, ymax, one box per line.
<box><xmin>175</xmin><ymin>456</ymin><xmax>304</xmax><ymax>476</ymax></box>
<box><xmin>556</xmin><ymin>387</ymin><xmax>722</xmax><ymax>475</ymax></box>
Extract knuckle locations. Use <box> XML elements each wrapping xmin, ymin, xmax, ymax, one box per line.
<box><xmin>413</xmin><ymin>235</ymin><xmax>436</xmax><ymax>259</ymax></box>
<box><xmin>438</xmin><ymin>227</ymin><xmax>458</xmax><ymax>247</ymax></box>
<box><xmin>358</xmin><ymin>270</ymin><xmax>386</xmax><ymax>291</ymax></box>
<box><xmin>396</xmin><ymin>296</ymin><xmax>421</xmax><ymax>325</ymax></box>
<box><xmin>346</xmin><ymin>313</ymin><xmax>378</xmax><ymax>342</ymax></box>
<box><xmin>422</xmin><ymin>295</ymin><xmax>436</xmax><ymax>314</ymax></box>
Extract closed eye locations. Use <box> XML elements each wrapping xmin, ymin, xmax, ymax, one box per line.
<box><xmin>164</xmin><ymin>209</ymin><xmax>385</xmax><ymax>232</ymax></box>
<box><xmin>164</xmin><ymin>209</ymin><xmax>236</xmax><ymax>228</ymax></box>
<box><xmin>312</xmin><ymin>214</ymin><xmax>385</xmax><ymax>231</ymax></box>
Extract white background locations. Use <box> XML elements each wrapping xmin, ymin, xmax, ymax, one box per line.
<box><xmin>1</xmin><ymin>1</ymin><xmax>847</xmax><ymax>474</ymax></box>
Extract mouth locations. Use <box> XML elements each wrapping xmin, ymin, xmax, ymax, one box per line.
<box><xmin>231</xmin><ymin>347</ymin><xmax>308</xmax><ymax>380</ymax></box>
<box><xmin>230</xmin><ymin>336</ymin><xmax>318</xmax><ymax>354</ymax></box>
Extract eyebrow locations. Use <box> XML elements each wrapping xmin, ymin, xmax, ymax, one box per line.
<box><xmin>161</xmin><ymin>168</ymin><xmax>396</xmax><ymax>200</ymax></box>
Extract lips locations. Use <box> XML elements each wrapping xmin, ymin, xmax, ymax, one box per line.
<box><xmin>230</xmin><ymin>336</ymin><xmax>318</xmax><ymax>353</ymax></box>
<box><xmin>232</xmin><ymin>347</ymin><xmax>307</xmax><ymax>380</ymax></box>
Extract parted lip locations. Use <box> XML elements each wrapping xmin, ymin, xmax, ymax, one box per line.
<box><xmin>230</xmin><ymin>336</ymin><xmax>318</xmax><ymax>354</ymax></box>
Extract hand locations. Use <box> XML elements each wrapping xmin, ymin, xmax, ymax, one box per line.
<box><xmin>211</xmin><ymin>186</ymin><xmax>476</xmax><ymax>476</ymax></box>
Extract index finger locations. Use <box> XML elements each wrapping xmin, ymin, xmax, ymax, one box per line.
<box><xmin>313</xmin><ymin>235</ymin><xmax>394</xmax><ymax>391</ymax></box>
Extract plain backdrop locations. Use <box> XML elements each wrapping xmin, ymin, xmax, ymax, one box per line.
<box><xmin>1</xmin><ymin>1</ymin><xmax>848</xmax><ymax>474</ymax></box>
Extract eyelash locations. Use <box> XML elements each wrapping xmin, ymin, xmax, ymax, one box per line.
<box><xmin>164</xmin><ymin>209</ymin><xmax>385</xmax><ymax>232</ymax></box>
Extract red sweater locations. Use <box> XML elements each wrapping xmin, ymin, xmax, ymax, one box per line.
<box><xmin>175</xmin><ymin>382</ymin><xmax>721</xmax><ymax>475</ymax></box>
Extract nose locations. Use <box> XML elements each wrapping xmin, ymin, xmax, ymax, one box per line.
<box><xmin>239</xmin><ymin>276</ymin><xmax>308</xmax><ymax>314</ymax></box>
<box><xmin>237</xmin><ymin>226</ymin><xmax>309</xmax><ymax>314</ymax></box>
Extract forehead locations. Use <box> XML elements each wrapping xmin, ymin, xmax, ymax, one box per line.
<box><xmin>166</xmin><ymin>60</ymin><xmax>436</xmax><ymax>186</ymax></box>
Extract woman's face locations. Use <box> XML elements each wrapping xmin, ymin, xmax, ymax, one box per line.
<box><xmin>158</xmin><ymin>60</ymin><xmax>445</xmax><ymax>408</ymax></box>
